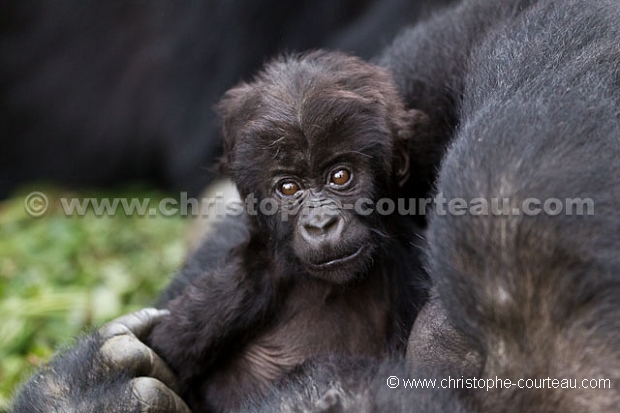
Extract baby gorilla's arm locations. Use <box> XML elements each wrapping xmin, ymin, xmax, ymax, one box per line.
<box><xmin>146</xmin><ymin>250</ymin><xmax>283</xmax><ymax>394</ymax></box>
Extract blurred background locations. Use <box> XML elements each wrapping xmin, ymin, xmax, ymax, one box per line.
<box><xmin>0</xmin><ymin>0</ymin><xmax>455</xmax><ymax>408</ymax></box>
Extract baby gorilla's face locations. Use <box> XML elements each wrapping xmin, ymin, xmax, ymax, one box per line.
<box><xmin>218</xmin><ymin>51</ymin><xmax>417</xmax><ymax>283</ymax></box>
<box><xmin>267</xmin><ymin>140</ymin><xmax>380</xmax><ymax>283</ymax></box>
<box><xmin>245</xmin><ymin>100</ymin><xmax>390</xmax><ymax>283</ymax></box>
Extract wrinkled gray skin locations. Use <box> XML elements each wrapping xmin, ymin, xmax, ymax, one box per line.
<box><xmin>10</xmin><ymin>308</ymin><xmax>190</xmax><ymax>413</ymax></box>
<box><xmin>97</xmin><ymin>308</ymin><xmax>191</xmax><ymax>413</ymax></box>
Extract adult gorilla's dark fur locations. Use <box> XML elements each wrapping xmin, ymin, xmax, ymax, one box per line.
<box><xmin>143</xmin><ymin>51</ymin><xmax>429</xmax><ymax>412</ymax></box>
<box><xmin>422</xmin><ymin>3</ymin><xmax>620</xmax><ymax>411</ymax></box>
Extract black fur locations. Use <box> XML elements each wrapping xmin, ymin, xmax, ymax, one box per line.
<box><xmin>156</xmin><ymin>213</ymin><xmax>250</xmax><ymax>306</ymax></box>
<box><xmin>241</xmin><ymin>355</ymin><xmax>471</xmax><ymax>413</ymax></box>
<box><xmin>420</xmin><ymin>0</ymin><xmax>620</xmax><ymax>410</ymax></box>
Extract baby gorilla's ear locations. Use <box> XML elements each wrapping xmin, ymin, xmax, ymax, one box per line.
<box><xmin>394</xmin><ymin>109</ymin><xmax>429</xmax><ymax>187</ymax></box>
<box><xmin>215</xmin><ymin>83</ymin><xmax>254</xmax><ymax>174</ymax></box>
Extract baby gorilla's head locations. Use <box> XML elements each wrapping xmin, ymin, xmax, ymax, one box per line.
<box><xmin>218</xmin><ymin>50</ymin><xmax>424</xmax><ymax>283</ymax></box>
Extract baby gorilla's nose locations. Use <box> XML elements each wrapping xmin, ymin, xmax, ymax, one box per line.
<box><xmin>300</xmin><ymin>209</ymin><xmax>343</xmax><ymax>246</ymax></box>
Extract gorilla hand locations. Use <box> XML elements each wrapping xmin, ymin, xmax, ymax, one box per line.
<box><xmin>11</xmin><ymin>308</ymin><xmax>191</xmax><ymax>413</ymax></box>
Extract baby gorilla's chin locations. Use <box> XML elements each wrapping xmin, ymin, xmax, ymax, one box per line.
<box><xmin>302</xmin><ymin>244</ymin><xmax>374</xmax><ymax>284</ymax></box>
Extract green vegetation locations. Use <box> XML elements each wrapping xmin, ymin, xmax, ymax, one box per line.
<box><xmin>0</xmin><ymin>186</ymin><xmax>190</xmax><ymax>409</ymax></box>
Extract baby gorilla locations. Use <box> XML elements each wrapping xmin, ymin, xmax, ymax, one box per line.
<box><xmin>146</xmin><ymin>51</ymin><xmax>428</xmax><ymax>412</ymax></box>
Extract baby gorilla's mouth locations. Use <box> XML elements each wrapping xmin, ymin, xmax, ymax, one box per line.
<box><xmin>306</xmin><ymin>245</ymin><xmax>366</xmax><ymax>270</ymax></box>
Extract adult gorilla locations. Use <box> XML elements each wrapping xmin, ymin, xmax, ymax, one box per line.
<box><xmin>10</xmin><ymin>0</ymin><xmax>620</xmax><ymax>412</ymax></box>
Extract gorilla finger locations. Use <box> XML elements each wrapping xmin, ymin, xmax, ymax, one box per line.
<box><xmin>101</xmin><ymin>335</ymin><xmax>179</xmax><ymax>392</ymax></box>
<box><xmin>100</xmin><ymin>308</ymin><xmax>170</xmax><ymax>340</ymax></box>
<box><xmin>130</xmin><ymin>377</ymin><xmax>192</xmax><ymax>413</ymax></box>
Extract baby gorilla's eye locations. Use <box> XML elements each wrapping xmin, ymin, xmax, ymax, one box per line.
<box><xmin>279</xmin><ymin>181</ymin><xmax>301</xmax><ymax>196</ymax></box>
<box><xmin>329</xmin><ymin>169</ymin><xmax>351</xmax><ymax>186</ymax></box>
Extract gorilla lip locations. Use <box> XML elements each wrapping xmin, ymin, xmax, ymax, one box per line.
<box><xmin>306</xmin><ymin>245</ymin><xmax>366</xmax><ymax>269</ymax></box>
